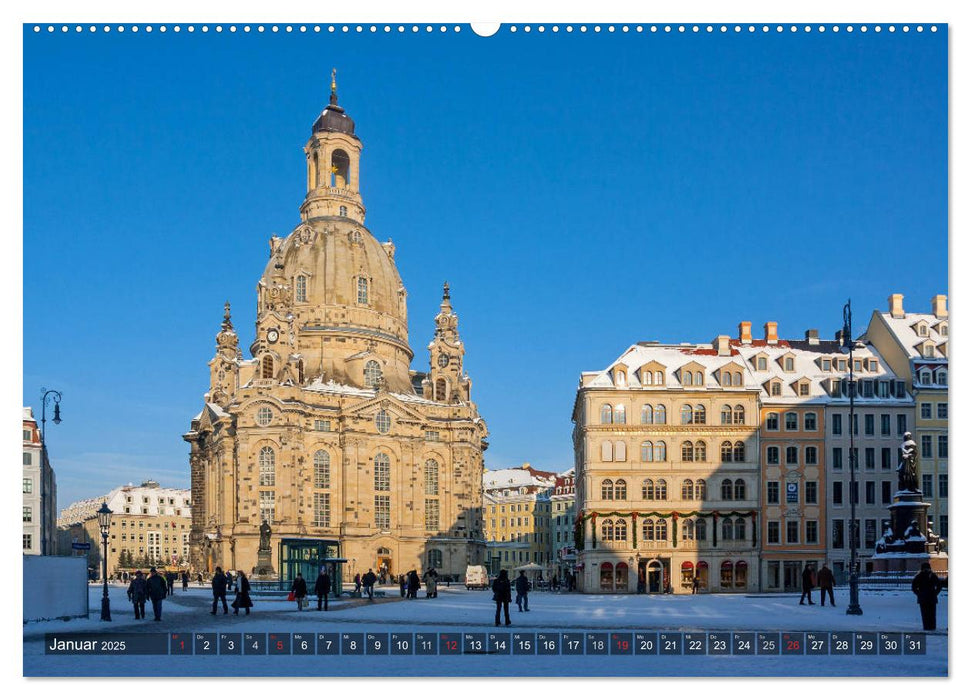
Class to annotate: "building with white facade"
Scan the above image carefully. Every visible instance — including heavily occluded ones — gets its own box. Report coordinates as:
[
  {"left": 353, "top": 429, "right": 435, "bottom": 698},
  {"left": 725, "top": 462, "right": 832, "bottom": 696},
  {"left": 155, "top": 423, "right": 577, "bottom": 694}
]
[{"left": 23, "top": 407, "right": 57, "bottom": 555}]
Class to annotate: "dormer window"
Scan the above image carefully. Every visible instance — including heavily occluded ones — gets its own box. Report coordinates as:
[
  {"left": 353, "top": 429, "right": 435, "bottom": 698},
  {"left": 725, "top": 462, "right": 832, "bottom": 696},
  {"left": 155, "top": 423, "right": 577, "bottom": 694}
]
[
  {"left": 937, "top": 369, "right": 947, "bottom": 386},
  {"left": 917, "top": 323, "right": 928, "bottom": 337},
  {"left": 757, "top": 357, "right": 767, "bottom": 371},
  {"left": 867, "top": 359, "right": 878, "bottom": 372},
  {"left": 798, "top": 382, "right": 810, "bottom": 397},
  {"left": 782, "top": 356, "right": 795, "bottom": 372},
  {"left": 770, "top": 382, "right": 782, "bottom": 396},
  {"left": 940, "top": 323, "right": 948, "bottom": 337},
  {"left": 655, "top": 371, "right": 664, "bottom": 385},
  {"left": 683, "top": 372, "right": 693, "bottom": 387},
  {"left": 821, "top": 358, "right": 832, "bottom": 371},
  {"left": 615, "top": 370, "right": 627, "bottom": 387},
  {"left": 920, "top": 370, "right": 932, "bottom": 385}
]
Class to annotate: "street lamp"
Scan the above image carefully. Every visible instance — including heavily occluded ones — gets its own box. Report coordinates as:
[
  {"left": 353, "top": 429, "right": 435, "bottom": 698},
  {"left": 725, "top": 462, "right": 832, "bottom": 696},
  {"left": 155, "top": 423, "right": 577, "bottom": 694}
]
[
  {"left": 97, "top": 501, "right": 113, "bottom": 621},
  {"left": 841, "top": 300, "right": 863, "bottom": 616},
  {"left": 39, "top": 388, "right": 63, "bottom": 555}
]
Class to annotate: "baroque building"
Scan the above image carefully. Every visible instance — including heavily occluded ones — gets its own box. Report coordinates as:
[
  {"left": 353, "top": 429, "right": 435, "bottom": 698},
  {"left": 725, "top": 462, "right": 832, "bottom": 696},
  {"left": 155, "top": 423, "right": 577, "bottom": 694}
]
[
  {"left": 184, "top": 78, "right": 488, "bottom": 583},
  {"left": 482, "top": 464, "right": 556, "bottom": 575}
]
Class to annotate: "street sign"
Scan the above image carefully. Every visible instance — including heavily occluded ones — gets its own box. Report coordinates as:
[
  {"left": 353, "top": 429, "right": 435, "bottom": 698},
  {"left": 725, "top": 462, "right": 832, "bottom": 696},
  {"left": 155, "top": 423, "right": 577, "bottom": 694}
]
[{"left": 71, "top": 542, "right": 92, "bottom": 551}]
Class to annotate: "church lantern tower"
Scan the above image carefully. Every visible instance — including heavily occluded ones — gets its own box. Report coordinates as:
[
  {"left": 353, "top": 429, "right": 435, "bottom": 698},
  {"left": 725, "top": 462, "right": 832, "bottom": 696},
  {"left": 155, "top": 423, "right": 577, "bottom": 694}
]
[{"left": 426, "top": 282, "right": 472, "bottom": 403}]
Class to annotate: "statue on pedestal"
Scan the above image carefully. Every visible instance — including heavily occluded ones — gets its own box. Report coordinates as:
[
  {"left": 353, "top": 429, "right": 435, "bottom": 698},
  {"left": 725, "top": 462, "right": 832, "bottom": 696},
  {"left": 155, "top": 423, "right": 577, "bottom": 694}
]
[
  {"left": 897, "top": 432, "right": 920, "bottom": 492},
  {"left": 259, "top": 519, "right": 272, "bottom": 552}
]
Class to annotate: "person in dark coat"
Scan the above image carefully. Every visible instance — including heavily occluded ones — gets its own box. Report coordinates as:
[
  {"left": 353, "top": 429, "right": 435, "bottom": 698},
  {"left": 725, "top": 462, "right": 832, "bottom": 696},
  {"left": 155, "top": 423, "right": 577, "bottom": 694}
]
[
  {"left": 146, "top": 567, "right": 167, "bottom": 621},
  {"left": 362, "top": 569, "right": 377, "bottom": 601},
  {"left": 799, "top": 564, "right": 816, "bottom": 605},
  {"left": 291, "top": 572, "right": 309, "bottom": 611},
  {"left": 165, "top": 572, "right": 175, "bottom": 595},
  {"left": 407, "top": 570, "right": 421, "bottom": 599},
  {"left": 515, "top": 572, "right": 530, "bottom": 612},
  {"left": 399, "top": 574, "right": 407, "bottom": 597},
  {"left": 817, "top": 564, "right": 836, "bottom": 607},
  {"left": 315, "top": 568, "right": 331, "bottom": 611},
  {"left": 912, "top": 563, "right": 944, "bottom": 631},
  {"left": 127, "top": 570, "right": 148, "bottom": 620},
  {"left": 181, "top": 571, "right": 189, "bottom": 592},
  {"left": 492, "top": 569, "right": 512, "bottom": 626},
  {"left": 211, "top": 566, "right": 229, "bottom": 614},
  {"left": 354, "top": 573, "right": 362, "bottom": 594},
  {"left": 226, "top": 571, "right": 234, "bottom": 592},
  {"left": 232, "top": 572, "right": 253, "bottom": 615}
]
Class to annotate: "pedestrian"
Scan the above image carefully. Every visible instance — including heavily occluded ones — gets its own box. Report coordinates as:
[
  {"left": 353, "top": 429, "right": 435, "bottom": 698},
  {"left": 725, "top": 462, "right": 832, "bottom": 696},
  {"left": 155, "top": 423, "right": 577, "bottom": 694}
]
[
  {"left": 492, "top": 569, "right": 512, "bottom": 627},
  {"left": 408, "top": 570, "right": 421, "bottom": 599},
  {"left": 911, "top": 563, "right": 944, "bottom": 631},
  {"left": 399, "top": 574, "right": 406, "bottom": 598},
  {"left": 799, "top": 564, "right": 816, "bottom": 605},
  {"left": 363, "top": 568, "right": 377, "bottom": 601},
  {"left": 232, "top": 572, "right": 253, "bottom": 615},
  {"left": 691, "top": 575, "right": 700, "bottom": 594},
  {"left": 211, "top": 566, "right": 229, "bottom": 615},
  {"left": 226, "top": 570, "right": 234, "bottom": 592},
  {"left": 197, "top": 572, "right": 203, "bottom": 585},
  {"left": 515, "top": 571, "right": 531, "bottom": 612},
  {"left": 127, "top": 570, "right": 148, "bottom": 620},
  {"left": 354, "top": 572, "right": 362, "bottom": 595},
  {"left": 291, "top": 572, "right": 309, "bottom": 611},
  {"left": 181, "top": 571, "right": 189, "bottom": 592},
  {"left": 551, "top": 574, "right": 559, "bottom": 592},
  {"left": 817, "top": 564, "right": 836, "bottom": 607},
  {"left": 315, "top": 567, "right": 331, "bottom": 611},
  {"left": 165, "top": 571, "right": 175, "bottom": 596},
  {"left": 424, "top": 569, "right": 438, "bottom": 599},
  {"left": 146, "top": 567, "right": 167, "bottom": 621}
]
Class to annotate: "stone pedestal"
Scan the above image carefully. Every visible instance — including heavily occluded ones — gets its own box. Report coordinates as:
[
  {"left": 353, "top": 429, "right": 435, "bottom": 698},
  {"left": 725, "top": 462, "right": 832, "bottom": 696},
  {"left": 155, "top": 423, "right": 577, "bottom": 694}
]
[
  {"left": 253, "top": 549, "right": 275, "bottom": 578},
  {"left": 871, "top": 489, "right": 948, "bottom": 575}
]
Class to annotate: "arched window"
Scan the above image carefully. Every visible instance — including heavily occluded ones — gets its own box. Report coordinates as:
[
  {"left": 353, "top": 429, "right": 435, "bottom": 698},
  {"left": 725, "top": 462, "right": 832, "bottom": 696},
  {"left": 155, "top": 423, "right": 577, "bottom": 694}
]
[
  {"left": 656, "top": 479, "right": 668, "bottom": 500},
  {"left": 733, "top": 372, "right": 742, "bottom": 386},
  {"left": 642, "top": 518, "right": 655, "bottom": 541},
  {"left": 614, "top": 479, "right": 627, "bottom": 500},
  {"left": 331, "top": 149, "right": 350, "bottom": 187},
  {"left": 721, "top": 371, "right": 732, "bottom": 386},
  {"left": 614, "top": 441, "right": 627, "bottom": 461},
  {"left": 733, "top": 404, "right": 745, "bottom": 424},
  {"left": 938, "top": 369, "right": 948, "bottom": 386},
  {"left": 424, "top": 459, "right": 439, "bottom": 495},
  {"left": 681, "top": 441, "right": 694, "bottom": 462},
  {"left": 600, "top": 405, "right": 613, "bottom": 424},
  {"left": 297, "top": 359, "right": 305, "bottom": 384},
  {"left": 920, "top": 370, "right": 931, "bottom": 384},
  {"left": 615, "top": 370, "right": 627, "bottom": 386},
  {"left": 734, "top": 479, "right": 746, "bottom": 500},
  {"left": 722, "top": 518, "right": 733, "bottom": 541},
  {"left": 427, "top": 549, "right": 443, "bottom": 569},
  {"left": 734, "top": 561, "right": 748, "bottom": 588},
  {"left": 296, "top": 275, "right": 307, "bottom": 302},
  {"left": 721, "top": 441, "right": 734, "bottom": 461},
  {"left": 357, "top": 277, "right": 369, "bottom": 305},
  {"left": 694, "top": 404, "right": 706, "bottom": 424},
  {"left": 683, "top": 519, "right": 695, "bottom": 540},
  {"left": 364, "top": 360, "right": 382, "bottom": 388},
  {"left": 643, "top": 370, "right": 653, "bottom": 386},
  {"left": 696, "top": 518, "right": 707, "bottom": 541},
  {"left": 262, "top": 355, "right": 274, "bottom": 379},
  {"left": 601, "top": 441, "right": 614, "bottom": 462},
  {"left": 655, "top": 441, "right": 667, "bottom": 462},
  {"left": 734, "top": 518, "right": 746, "bottom": 541},
  {"left": 615, "top": 561, "right": 629, "bottom": 589},
  {"left": 641, "top": 404, "right": 654, "bottom": 424},
  {"left": 656, "top": 518, "right": 668, "bottom": 541},
  {"left": 435, "top": 378, "right": 447, "bottom": 401},
  {"left": 313, "top": 450, "right": 330, "bottom": 489},
  {"left": 339, "top": 205, "right": 348, "bottom": 217},
  {"left": 682, "top": 479, "right": 694, "bottom": 500},
  {"left": 733, "top": 441, "right": 745, "bottom": 462},
  {"left": 683, "top": 372, "right": 693, "bottom": 387},
  {"left": 642, "top": 479, "right": 655, "bottom": 500},
  {"left": 600, "top": 562, "right": 614, "bottom": 591},
  {"left": 258, "top": 446, "right": 275, "bottom": 486},
  {"left": 681, "top": 404, "right": 694, "bottom": 424},
  {"left": 694, "top": 440, "right": 707, "bottom": 461},
  {"left": 721, "top": 479, "right": 733, "bottom": 500},
  {"left": 655, "top": 405, "right": 667, "bottom": 424},
  {"left": 601, "top": 479, "right": 614, "bottom": 500},
  {"left": 311, "top": 152, "right": 320, "bottom": 189},
  {"left": 721, "top": 405, "right": 733, "bottom": 425},
  {"left": 615, "top": 519, "right": 628, "bottom": 542},
  {"left": 373, "top": 453, "right": 391, "bottom": 491},
  {"left": 695, "top": 479, "right": 707, "bottom": 499},
  {"left": 641, "top": 441, "right": 654, "bottom": 462},
  {"left": 655, "top": 371, "right": 664, "bottom": 385},
  {"left": 601, "top": 519, "right": 615, "bottom": 541},
  {"left": 614, "top": 404, "right": 627, "bottom": 424}
]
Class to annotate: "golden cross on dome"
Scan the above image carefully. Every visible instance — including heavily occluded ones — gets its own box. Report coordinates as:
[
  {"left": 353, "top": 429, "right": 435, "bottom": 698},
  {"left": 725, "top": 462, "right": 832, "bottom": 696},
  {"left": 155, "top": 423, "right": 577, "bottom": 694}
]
[{"left": 331, "top": 68, "right": 337, "bottom": 93}]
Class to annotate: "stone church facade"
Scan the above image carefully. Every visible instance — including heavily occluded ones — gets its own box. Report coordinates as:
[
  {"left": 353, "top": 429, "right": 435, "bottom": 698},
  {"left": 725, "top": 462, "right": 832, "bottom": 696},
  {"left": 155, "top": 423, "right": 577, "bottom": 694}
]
[{"left": 184, "top": 79, "right": 488, "bottom": 582}]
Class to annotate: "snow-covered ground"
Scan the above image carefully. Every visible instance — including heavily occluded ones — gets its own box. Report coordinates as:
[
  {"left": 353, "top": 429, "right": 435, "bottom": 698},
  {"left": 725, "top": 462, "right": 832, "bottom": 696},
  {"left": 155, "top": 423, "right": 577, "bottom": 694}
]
[{"left": 23, "top": 583, "right": 947, "bottom": 677}]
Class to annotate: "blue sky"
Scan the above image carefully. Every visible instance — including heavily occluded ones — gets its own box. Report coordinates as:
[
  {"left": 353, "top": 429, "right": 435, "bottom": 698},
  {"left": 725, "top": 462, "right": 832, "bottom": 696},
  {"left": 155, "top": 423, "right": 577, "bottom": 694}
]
[{"left": 23, "top": 25, "right": 947, "bottom": 508}]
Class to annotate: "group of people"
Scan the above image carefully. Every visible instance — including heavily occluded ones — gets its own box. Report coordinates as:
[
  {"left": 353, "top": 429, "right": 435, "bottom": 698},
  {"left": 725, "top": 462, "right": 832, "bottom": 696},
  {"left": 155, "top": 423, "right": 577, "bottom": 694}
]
[
  {"left": 397, "top": 570, "right": 424, "bottom": 599},
  {"left": 799, "top": 563, "right": 837, "bottom": 606},
  {"left": 210, "top": 567, "right": 253, "bottom": 615},
  {"left": 125, "top": 567, "right": 170, "bottom": 621},
  {"left": 289, "top": 569, "right": 334, "bottom": 611},
  {"left": 491, "top": 570, "right": 534, "bottom": 626}
]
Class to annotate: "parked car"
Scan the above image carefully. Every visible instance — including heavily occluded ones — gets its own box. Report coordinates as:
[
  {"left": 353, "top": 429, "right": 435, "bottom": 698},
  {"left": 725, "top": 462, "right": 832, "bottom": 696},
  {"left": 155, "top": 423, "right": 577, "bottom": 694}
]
[{"left": 465, "top": 565, "right": 490, "bottom": 590}]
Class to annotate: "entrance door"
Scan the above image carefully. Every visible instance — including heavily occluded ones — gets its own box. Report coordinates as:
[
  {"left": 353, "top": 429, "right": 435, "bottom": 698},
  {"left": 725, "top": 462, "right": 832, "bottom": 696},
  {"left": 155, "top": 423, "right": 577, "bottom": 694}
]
[
  {"left": 783, "top": 561, "right": 802, "bottom": 592},
  {"left": 377, "top": 547, "right": 392, "bottom": 582},
  {"left": 647, "top": 561, "right": 663, "bottom": 593}
]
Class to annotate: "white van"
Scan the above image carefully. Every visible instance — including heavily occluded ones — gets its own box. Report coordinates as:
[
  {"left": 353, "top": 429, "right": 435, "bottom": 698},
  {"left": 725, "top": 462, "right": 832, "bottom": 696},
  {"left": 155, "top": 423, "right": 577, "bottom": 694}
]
[{"left": 465, "top": 565, "right": 490, "bottom": 590}]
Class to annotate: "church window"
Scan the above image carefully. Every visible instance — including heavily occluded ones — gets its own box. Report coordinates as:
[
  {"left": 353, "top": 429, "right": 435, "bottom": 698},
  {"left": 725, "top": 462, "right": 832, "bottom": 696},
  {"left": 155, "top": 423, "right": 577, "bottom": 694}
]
[
  {"left": 256, "top": 407, "right": 272, "bottom": 426},
  {"left": 312, "top": 493, "right": 330, "bottom": 527},
  {"left": 424, "top": 459, "right": 440, "bottom": 496},
  {"left": 339, "top": 206, "right": 348, "bottom": 217},
  {"left": 374, "top": 453, "right": 391, "bottom": 491},
  {"left": 262, "top": 356, "right": 274, "bottom": 379},
  {"left": 296, "top": 275, "right": 307, "bottom": 302},
  {"left": 313, "top": 450, "right": 330, "bottom": 489},
  {"left": 259, "top": 490, "right": 275, "bottom": 524},
  {"left": 374, "top": 495, "right": 390, "bottom": 529},
  {"left": 314, "top": 419, "right": 331, "bottom": 432},
  {"left": 331, "top": 149, "right": 350, "bottom": 187},
  {"left": 425, "top": 499, "right": 440, "bottom": 530},
  {"left": 364, "top": 360, "right": 382, "bottom": 388},
  {"left": 435, "top": 378, "right": 448, "bottom": 402},
  {"left": 374, "top": 409, "right": 391, "bottom": 434},
  {"left": 258, "top": 447, "right": 275, "bottom": 486},
  {"left": 357, "top": 277, "right": 369, "bottom": 305},
  {"left": 427, "top": 549, "right": 443, "bottom": 569}
]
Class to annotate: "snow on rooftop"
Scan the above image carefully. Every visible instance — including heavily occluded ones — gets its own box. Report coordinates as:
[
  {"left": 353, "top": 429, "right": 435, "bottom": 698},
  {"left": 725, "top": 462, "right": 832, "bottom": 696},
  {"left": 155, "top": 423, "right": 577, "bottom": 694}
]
[{"left": 878, "top": 312, "right": 949, "bottom": 361}]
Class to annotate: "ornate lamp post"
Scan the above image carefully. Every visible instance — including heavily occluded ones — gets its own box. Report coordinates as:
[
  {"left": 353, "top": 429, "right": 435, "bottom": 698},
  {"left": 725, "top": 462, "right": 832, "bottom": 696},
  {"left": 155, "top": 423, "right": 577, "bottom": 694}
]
[
  {"left": 97, "top": 502, "right": 113, "bottom": 621},
  {"left": 39, "top": 388, "right": 62, "bottom": 555},
  {"left": 841, "top": 301, "right": 863, "bottom": 616}
]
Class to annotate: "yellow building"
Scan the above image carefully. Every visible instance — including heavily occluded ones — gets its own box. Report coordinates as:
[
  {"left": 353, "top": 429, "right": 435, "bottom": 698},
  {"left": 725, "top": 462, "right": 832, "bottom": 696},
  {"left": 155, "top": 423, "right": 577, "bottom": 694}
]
[
  {"left": 573, "top": 338, "right": 761, "bottom": 594},
  {"left": 483, "top": 464, "right": 556, "bottom": 575},
  {"left": 184, "top": 79, "right": 489, "bottom": 582}
]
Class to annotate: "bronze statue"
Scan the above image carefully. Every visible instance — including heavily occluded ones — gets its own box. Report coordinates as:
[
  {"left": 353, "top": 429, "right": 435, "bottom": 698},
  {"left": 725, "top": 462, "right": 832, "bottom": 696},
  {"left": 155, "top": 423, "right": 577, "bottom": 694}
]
[
  {"left": 897, "top": 432, "right": 920, "bottom": 492},
  {"left": 259, "top": 519, "right": 272, "bottom": 552}
]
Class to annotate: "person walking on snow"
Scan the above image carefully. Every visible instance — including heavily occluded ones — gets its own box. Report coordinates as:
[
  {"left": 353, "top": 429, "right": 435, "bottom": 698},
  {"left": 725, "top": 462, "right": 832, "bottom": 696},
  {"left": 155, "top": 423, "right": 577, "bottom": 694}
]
[
  {"left": 291, "top": 572, "right": 309, "bottom": 611},
  {"left": 353, "top": 572, "right": 362, "bottom": 595},
  {"left": 181, "top": 571, "right": 189, "bottom": 592},
  {"left": 315, "top": 568, "right": 331, "bottom": 611},
  {"left": 399, "top": 574, "right": 407, "bottom": 598},
  {"left": 362, "top": 569, "right": 377, "bottom": 601},
  {"left": 515, "top": 571, "right": 531, "bottom": 612},
  {"left": 799, "top": 564, "right": 816, "bottom": 605},
  {"left": 210, "top": 566, "right": 229, "bottom": 614},
  {"left": 424, "top": 569, "right": 438, "bottom": 598},
  {"left": 231, "top": 571, "right": 253, "bottom": 615},
  {"left": 817, "top": 564, "right": 836, "bottom": 607},
  {"left": 407, "top": 570, "right": 421, "bottom": 599},
  {"left": 127, "top": 570, "right": 147, "bottom": 620},
  {"left": 493, "top": 569, "right": 512, "bottom": 626},
  {"left": 911, "top": 563, "right": 944, "bottom": 631},
  {"left": 146, "top": 567, "right": 167, "bottom": 621}
]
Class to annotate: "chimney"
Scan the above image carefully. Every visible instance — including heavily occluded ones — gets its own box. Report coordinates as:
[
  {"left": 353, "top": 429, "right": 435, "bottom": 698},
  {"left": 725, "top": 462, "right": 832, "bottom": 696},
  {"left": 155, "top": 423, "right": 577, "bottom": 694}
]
[
  {"left": 764, "top": 321, "right": 778, "bottom": 345},
  {"left": 738, "top": 321, "right": 752, "bottom": 345},
  {"left": 835, "top": 329, "right": 845, "bottom": 345},
  {"left": 713, "top": 335, "right": 731, "bottom": 357},
  {"left": 805, "top": 329, "right": 819, "bottom": 345},
  {"left": 888, "top": 293, "right": 905, "bottom": 319},
  {"left": 931, "top": 294, "right": 948, "bottom": 319}
]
